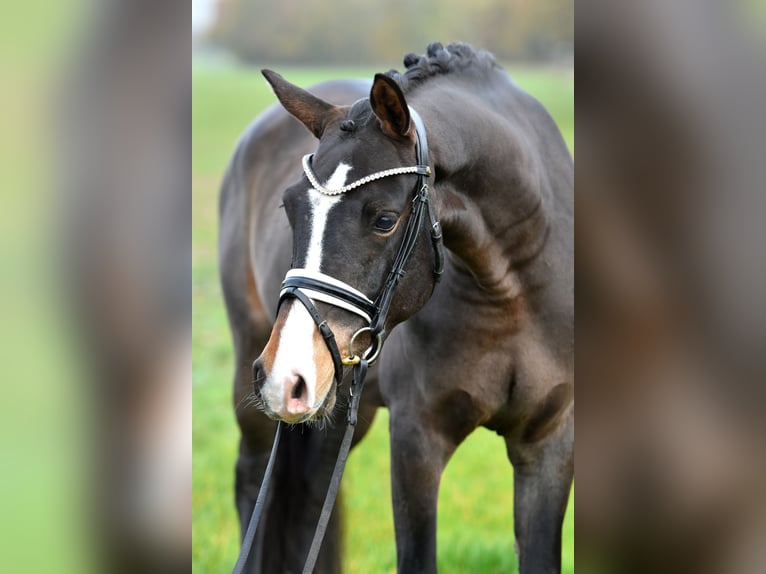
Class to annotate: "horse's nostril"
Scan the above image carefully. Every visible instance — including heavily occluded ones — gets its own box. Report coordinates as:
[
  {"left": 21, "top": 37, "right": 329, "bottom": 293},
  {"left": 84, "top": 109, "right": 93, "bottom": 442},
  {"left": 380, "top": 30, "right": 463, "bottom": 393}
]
[
  {"left": 291, "top": 376, "right": 307, "bottom": 400},
  {"left": 252, "top": 359, "right": 266, "bottom": 391}
]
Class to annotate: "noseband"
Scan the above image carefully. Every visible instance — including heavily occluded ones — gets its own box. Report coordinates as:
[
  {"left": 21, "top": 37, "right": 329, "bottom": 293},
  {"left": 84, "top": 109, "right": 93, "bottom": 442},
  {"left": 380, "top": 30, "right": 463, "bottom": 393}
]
[{"left": 278, "top": 106, "right": 444, "bottom": 384}]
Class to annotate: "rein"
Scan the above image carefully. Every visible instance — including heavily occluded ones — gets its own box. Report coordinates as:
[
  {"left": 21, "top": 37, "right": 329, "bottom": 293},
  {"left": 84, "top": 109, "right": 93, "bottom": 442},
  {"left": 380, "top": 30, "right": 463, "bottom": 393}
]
[{"left": 233, "top": 106, "right": 442, "bottom": 574}]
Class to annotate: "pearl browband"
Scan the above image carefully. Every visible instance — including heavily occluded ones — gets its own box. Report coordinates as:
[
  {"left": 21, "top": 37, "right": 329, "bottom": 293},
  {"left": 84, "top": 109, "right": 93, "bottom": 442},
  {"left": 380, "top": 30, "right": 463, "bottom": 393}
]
[{"left": 302, "top": 154, "right": 430, "bottom": 197}]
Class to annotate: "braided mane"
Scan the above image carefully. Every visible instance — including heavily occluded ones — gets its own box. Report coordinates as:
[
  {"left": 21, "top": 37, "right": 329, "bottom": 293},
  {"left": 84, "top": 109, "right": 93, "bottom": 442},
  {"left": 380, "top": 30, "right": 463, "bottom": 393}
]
[
  {"left": 343, "top": 42, "right": 501, "bottom": 129},
  {"left": 385, "top": 42, "right": 501, "bottom": 93}
]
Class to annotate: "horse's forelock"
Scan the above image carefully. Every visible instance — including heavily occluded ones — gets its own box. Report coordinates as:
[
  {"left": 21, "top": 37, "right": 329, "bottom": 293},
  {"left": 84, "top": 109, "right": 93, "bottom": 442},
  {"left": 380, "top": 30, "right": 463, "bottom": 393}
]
[{"left": 343, "top": 98, "right": 374, "bottom": 130}]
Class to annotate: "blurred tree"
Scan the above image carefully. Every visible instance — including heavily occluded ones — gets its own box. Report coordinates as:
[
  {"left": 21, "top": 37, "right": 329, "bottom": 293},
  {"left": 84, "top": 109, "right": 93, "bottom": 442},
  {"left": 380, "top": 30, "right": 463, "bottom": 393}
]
[{"left": 206, "top": 0, "right": 572, "bottom": 64}]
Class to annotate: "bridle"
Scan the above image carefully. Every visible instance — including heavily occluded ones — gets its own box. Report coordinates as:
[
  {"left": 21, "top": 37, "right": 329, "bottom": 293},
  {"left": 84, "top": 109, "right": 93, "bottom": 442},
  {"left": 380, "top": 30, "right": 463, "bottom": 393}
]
[
  {"left": 233, "top": 106, "right": 443, "bottom": 574},
  {"left": 280, "top": 106, "right": 443, "bottom": 380}
]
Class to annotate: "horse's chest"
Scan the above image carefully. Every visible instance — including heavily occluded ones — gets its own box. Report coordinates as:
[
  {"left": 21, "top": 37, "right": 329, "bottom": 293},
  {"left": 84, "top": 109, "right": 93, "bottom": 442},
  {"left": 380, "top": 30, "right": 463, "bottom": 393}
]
[{"left": 379, "top": 319, "right": 517, "bottom": 420}]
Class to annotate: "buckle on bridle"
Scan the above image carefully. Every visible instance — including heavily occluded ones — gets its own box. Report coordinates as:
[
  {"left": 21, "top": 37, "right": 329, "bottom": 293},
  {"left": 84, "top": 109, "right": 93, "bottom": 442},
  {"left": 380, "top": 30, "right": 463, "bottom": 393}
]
[{"left": 341, "top": 355, "right": 361, "bottom": 366}]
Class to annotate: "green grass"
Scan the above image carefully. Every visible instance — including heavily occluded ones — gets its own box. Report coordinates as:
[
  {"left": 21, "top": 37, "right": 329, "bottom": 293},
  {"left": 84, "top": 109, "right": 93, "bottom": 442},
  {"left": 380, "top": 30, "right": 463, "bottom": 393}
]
[{"left": 192, "top": 60, "right": 573, "bottom": 573}]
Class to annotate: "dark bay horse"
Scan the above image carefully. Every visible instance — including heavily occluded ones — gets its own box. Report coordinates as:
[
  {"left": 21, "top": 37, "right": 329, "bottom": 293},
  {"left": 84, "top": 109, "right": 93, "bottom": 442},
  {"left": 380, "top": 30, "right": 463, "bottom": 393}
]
[{"left": 219, "top": 42, "right": 573, "bottom": 573}]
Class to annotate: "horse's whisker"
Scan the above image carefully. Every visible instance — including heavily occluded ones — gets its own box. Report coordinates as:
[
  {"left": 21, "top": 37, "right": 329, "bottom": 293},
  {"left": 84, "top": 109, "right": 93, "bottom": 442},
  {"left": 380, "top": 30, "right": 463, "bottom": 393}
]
[{"left": 235, "top": 389, "right": 265, "bottom": 414}]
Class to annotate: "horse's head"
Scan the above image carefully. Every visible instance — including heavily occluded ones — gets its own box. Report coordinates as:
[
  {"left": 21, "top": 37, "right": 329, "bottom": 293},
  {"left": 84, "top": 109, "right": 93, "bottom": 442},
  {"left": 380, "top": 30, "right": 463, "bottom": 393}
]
[{"left": 252, "top": 70, "right": 442, "bottom": 423}]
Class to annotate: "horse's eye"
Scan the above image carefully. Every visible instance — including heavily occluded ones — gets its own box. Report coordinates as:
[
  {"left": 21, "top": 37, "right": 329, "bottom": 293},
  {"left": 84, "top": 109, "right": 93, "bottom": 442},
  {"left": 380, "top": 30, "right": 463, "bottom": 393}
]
[{"left": 373, "top": 213, "right": 398, "bottom": 233}]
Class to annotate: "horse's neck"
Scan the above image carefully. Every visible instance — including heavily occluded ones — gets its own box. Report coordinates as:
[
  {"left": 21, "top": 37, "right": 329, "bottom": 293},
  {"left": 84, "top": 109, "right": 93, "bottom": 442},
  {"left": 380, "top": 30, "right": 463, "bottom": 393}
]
[
  {"left": 437, "top": 179, "right": 551, "bottom": 300},
  {"left": 427, "top": 102, "right": 565, "bottom": 302}
]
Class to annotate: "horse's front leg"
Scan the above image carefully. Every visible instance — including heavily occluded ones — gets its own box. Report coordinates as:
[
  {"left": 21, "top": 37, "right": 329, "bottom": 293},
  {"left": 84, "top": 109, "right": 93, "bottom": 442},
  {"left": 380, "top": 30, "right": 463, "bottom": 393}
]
[
  {"left": 507, "top": 406, "right": 573, "bottom": 574},
  {"left": 389, "top": 406, "right": 459, "bottom": 574}
]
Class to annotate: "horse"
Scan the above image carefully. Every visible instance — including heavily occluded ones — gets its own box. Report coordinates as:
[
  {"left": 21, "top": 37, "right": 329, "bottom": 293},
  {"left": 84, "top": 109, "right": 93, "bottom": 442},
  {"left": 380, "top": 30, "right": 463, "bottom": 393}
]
[{"left": 219, "top": 42, "right": 573, "bottom": 574}]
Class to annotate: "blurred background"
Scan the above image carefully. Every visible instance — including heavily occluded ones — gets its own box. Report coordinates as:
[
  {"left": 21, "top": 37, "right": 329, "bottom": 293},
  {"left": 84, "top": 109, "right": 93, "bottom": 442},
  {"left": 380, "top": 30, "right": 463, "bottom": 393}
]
[
  {"left": 193, "top": 1, "right": 572, "bottom": 573},
  {"left": 0, "top": 0, "right": 762, "bottom": 573},
  {"left": 194, "top": 0, "right": 573, "bottom": 65},
  {"left": 576, "top": 2, "right": 766, "bottom": 573},
  {"left": 0, "top": 0, "right": 188, "bottom": 573}
]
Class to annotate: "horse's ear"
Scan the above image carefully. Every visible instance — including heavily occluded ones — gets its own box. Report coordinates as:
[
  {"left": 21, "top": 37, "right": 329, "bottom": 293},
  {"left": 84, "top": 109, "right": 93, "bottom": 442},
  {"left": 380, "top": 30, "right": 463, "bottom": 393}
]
[
  {"left": 262, "top": 69, "right": 338, "bottom": 138},
  {"left": 370, "top": 73, "right": 412, "bottom": 139}
]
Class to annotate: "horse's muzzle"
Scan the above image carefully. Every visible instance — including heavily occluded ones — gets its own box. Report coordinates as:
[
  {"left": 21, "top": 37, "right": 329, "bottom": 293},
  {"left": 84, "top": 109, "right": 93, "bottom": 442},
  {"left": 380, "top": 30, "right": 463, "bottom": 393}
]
[{"left": 252, "top": 357, "right": 336, "bottom": 423}]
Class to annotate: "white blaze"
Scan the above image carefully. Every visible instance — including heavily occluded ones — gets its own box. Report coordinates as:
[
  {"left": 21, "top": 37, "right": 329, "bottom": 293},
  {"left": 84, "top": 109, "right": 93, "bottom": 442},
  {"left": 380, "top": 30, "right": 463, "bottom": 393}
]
[
  {"left": 265, "top": 162, "right": 351, "bottom": 413},
  {"left": 304, "top": 163, "right": 351, "bottom": 271}
]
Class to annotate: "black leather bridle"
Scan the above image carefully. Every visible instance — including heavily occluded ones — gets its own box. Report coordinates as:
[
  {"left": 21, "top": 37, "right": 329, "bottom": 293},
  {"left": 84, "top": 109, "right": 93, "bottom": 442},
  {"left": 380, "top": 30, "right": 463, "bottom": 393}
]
[
  {"left": 233, "top": 106, "right": 443, "bottom": 574},
  {"left": 280, "top": 106, "right": 443, "bottom": 381}
]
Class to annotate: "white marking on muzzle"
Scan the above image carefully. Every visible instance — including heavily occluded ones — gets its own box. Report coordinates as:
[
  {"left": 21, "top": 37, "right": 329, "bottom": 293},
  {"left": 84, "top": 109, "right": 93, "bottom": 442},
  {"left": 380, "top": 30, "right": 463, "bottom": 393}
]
[{"left": 266, "top": 162, "right": 351, "bottom": 413}]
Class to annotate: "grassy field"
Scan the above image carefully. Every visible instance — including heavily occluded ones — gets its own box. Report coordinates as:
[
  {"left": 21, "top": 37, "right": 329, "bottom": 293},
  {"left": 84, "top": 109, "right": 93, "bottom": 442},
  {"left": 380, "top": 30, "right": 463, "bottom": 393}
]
[{"left": 193, "top": 61, "right": 573, "bottom": 573}]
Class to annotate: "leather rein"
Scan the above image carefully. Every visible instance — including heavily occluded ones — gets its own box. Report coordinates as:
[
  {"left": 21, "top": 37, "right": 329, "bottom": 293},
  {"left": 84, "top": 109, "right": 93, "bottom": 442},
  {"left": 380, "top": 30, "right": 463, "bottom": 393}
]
[{"left": 232, "top": 106, "right": 443, "bottom": 574}]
